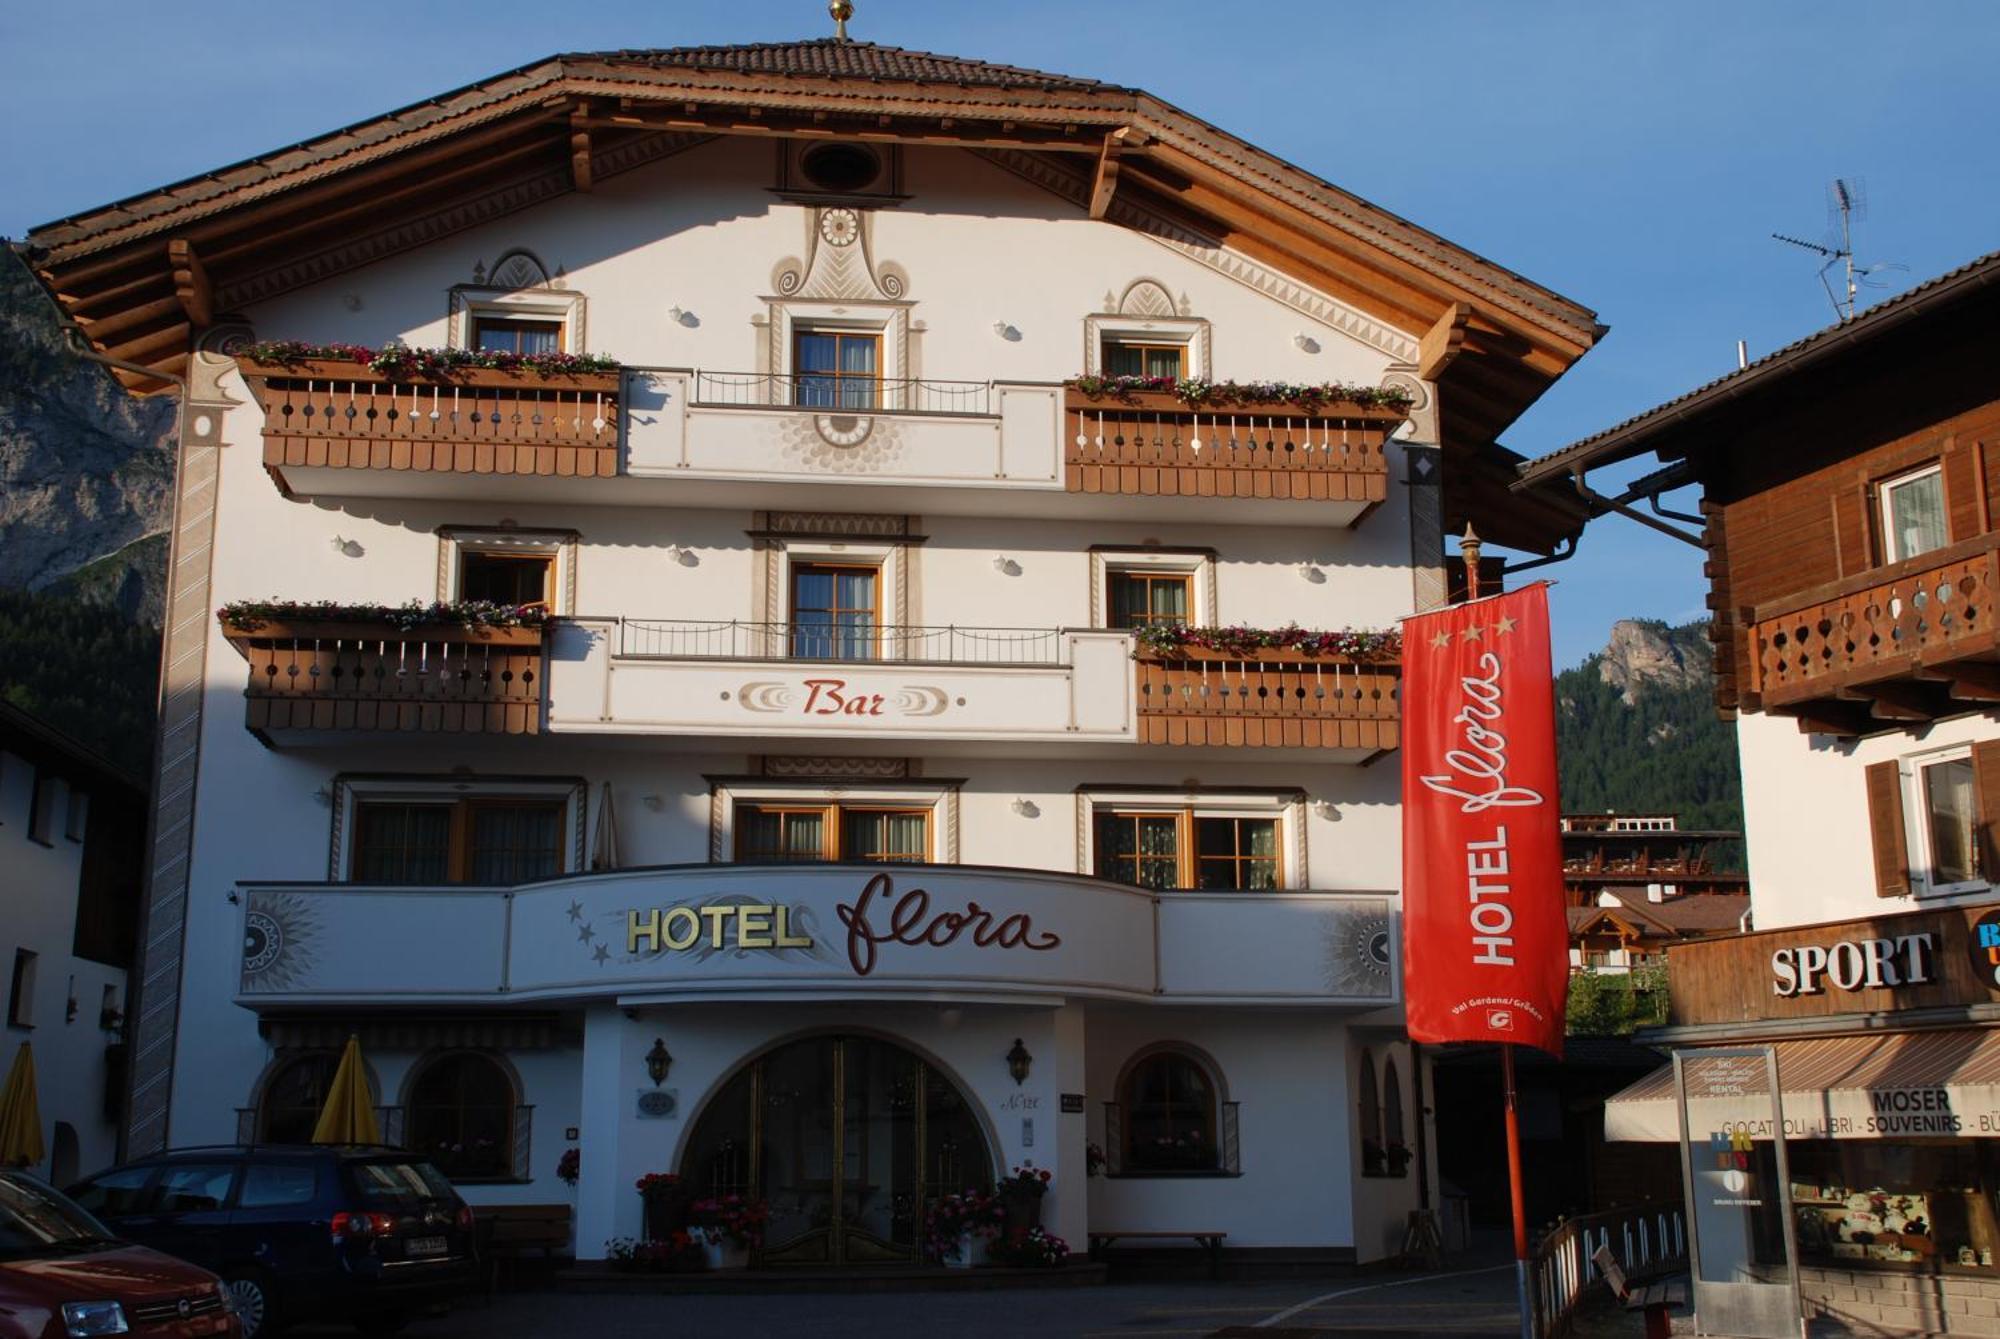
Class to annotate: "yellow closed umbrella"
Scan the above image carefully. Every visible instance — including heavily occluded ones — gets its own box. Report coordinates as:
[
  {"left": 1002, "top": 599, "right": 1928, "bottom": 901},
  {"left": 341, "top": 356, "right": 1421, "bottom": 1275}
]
[
  {"left": 0, "top": 1042, "right": 44, "bottom": 1169},
  {"left": 311, "top": 1035, "right": 380, "bottom": 1146}
]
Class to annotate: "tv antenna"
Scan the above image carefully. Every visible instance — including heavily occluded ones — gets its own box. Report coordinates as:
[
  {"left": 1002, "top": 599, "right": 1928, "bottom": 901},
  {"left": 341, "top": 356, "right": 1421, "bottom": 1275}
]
[{"left": 1771, "top": 178, "right": 1900, "bottom": 321}]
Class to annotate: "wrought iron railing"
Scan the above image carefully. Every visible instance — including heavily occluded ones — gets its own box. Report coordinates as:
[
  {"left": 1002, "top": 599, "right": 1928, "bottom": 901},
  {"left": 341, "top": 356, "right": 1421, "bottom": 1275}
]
[
  {"left": 1099, "top": 1100, "right": 1242, "bottom": 1175},
  {"left": 691, "top": 370, "right": 992, "bottom": 415},
  {"left": 1531, "top": 1202, "right": 1687, "bottom": 1339},
  {"left": 618, "top": 619, "right": 1068, "bottom": 665}
]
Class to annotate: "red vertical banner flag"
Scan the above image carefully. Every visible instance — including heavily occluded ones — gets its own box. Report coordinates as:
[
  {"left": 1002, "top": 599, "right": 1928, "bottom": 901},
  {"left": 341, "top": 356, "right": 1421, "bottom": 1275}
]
[{"left": 1401, "top": 582, "right": 1569, "bottom": 1056}]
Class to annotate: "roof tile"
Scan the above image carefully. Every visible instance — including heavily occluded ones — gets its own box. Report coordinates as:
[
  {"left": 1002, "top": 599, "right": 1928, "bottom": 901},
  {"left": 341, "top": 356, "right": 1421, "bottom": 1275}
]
[{"left": 578, "top": 39, "right": 1112, "bottom": 92}]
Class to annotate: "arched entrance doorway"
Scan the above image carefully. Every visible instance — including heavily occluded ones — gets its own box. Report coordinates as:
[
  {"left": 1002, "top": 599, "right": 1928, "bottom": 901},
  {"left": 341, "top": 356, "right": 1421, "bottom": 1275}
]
[{"left": 681, "top": 1034, "right": 993, "bottom": 1266}]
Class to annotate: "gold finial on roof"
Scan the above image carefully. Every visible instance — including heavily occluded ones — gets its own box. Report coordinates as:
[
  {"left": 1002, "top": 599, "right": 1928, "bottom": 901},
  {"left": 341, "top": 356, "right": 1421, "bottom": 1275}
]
[{"left": 829, "top": 0, "right": 854, "bottom": 42}]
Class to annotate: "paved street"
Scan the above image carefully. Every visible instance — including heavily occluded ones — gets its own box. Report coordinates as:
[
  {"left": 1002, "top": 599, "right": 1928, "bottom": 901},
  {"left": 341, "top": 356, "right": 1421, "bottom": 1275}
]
[{"left": 288, "top": 1263, "right": 1534, "bottom": 1339}]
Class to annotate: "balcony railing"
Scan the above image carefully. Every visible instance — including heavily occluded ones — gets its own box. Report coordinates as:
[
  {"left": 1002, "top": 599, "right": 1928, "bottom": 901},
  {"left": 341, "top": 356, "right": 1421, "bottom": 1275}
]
[
  {"left": 239, "top": 357, "right": 619, "bottom": 478},
  {"left": 1134, "top": 647, "right": 1400, "bottom": 750},
  {"left": 691, "top": 371, "right": 992, "bottom": 416},
  {"left": 618, "top": 619, "right": 1066, "bottom": 664},
  {"left": 1747, "top": 532, "right": 2000, "bottom": 729},
  {"left": 222, "top": 619, "right": 544, "bottom": 738},
  {"left": 1064, "top": 389, "right": 1399, "bottom": 504}
]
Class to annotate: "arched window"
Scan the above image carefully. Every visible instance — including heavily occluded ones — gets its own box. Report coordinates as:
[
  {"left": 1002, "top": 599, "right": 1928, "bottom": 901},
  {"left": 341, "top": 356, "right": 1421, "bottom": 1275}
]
[
  {"left": 257, "top": 1052, "right": 343, "bottom": 1145},
  {"left": 1121, "top": 1050, "right": 1219, "bottom": 1172},
  {"left": 406, "top": 1053, "right": 515, "bottom": 1181},
  {"left": 1383, "top": 1058, "right": 1408, "bottom": 1178},
  {"left": 1357, "top": 1048, "right": 1384, "bottom": 1176}
]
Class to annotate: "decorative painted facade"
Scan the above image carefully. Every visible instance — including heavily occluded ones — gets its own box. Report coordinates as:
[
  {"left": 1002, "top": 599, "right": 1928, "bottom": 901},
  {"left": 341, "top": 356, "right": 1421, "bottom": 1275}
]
[{"left": 19, "top": 35, "right": 1599, "bottom": 1269}]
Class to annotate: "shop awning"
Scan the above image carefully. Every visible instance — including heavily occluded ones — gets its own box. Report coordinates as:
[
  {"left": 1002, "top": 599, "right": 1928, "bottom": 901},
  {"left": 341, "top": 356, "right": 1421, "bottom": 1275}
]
[{"left": 1605, "top": 1030, "right": 2000, "bottom": 1142}]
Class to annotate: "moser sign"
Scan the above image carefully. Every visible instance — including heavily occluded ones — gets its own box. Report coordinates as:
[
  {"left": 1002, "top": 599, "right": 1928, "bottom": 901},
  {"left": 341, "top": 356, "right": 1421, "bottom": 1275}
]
[
  {"left": 234, "top": 865, "right": 1398, "bottom": 1006},
  {"left": 1668, "top": 906, "right": 2000, "bottom": 1027},
  {"left": 1400, "top": 583, "right": 1569, "bottom": 1055}
]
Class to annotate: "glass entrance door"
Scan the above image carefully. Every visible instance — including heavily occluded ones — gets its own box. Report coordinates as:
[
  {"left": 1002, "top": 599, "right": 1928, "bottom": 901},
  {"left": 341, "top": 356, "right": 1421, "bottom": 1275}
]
[{"left": 682, "top": 1034, "right": 991, "bottom": 1267}]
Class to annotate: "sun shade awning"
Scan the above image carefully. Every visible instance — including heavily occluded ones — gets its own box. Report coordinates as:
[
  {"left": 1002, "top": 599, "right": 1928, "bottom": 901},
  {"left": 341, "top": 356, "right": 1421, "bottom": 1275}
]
[{"left": 1605, "top": 1030, "right": 2000, "bottom": 1142}]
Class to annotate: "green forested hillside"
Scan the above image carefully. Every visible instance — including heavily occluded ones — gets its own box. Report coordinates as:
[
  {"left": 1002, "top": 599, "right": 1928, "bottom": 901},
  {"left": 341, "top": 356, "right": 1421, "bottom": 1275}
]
[
  {"left": 1556, "top": 619, "right": 1744, "bottom": 868},
  {"left": 0, "top": 587, "right": 158, "bottom": 775}
]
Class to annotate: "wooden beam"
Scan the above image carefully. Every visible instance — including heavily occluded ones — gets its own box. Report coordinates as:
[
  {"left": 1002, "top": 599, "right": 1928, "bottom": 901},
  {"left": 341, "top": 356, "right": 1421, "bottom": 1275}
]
[
  {"left": 577, "top": 110, "right": 1085, "bottom": 153},
  {"left": 1946, "top": 663, "right": 2000, "bottom": 702},
  {"left": 1838, "top": 680, "right": 1938, "bottom": 721},
  {"left": 570, "top": 106, "right": 594, "bottom": 193},
  {"left": 73, "top": 294, "right": 183, "bottom": 343},
  {"left": 167, "top": 239, "right": 211, "bottom": 327},
  {"left": 1089, "top": 127, "right": 1135, "bottom": 221},
  {"left": 1418, "top": 302, "right": 1471, "bottom": 380}
]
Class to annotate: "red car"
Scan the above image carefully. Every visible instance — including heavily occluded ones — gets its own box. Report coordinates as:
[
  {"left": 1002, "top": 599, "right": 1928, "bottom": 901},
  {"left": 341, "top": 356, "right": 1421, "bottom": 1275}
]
[{"left": 0, "top": 1169, "right": 238, "bottom": 1338}]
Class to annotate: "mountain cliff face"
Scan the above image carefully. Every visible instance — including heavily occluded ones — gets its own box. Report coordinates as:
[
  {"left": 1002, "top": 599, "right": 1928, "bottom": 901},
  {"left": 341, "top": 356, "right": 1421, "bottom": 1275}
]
[
  {"left": 1557, "top": 619, "right": 1744, "bottom": 868},
  {"left": 0, "top": 249, "right": 177, "bottom": 624}
]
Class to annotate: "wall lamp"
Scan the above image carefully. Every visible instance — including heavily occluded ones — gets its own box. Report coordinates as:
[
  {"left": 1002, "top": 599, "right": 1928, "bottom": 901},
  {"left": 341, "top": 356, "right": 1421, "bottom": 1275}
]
[
  {"left": 992, "top": 556, "right": 1021, "bottom": 576},
  {"left": 645, "top": 1037, "right": 674, "bottom": 1087},
  {"left": 1006, "top": 1038, "right": 1033, "bottom": 1086}
]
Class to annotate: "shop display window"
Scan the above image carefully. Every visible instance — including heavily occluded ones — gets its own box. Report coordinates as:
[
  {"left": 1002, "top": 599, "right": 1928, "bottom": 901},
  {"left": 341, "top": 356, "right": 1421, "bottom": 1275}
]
[{"left": 1789, "top": 1141, "right": 2000, "bottom": 1269}]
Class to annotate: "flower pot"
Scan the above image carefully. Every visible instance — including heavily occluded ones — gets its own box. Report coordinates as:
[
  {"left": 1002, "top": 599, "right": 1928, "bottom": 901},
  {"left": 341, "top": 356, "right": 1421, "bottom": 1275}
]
[
  {"left": 643, "top": 1190, "right": 691, "bottom": 1242},
  {"left": 998, "top": 1185, "right": 1045, "bottom": 1235},
  {"left": 692, "top": 1226, "right": 749, "bottom": 1271},
  {"left": 944, "top": 1231, "right": 990, "bottom": 1269}
]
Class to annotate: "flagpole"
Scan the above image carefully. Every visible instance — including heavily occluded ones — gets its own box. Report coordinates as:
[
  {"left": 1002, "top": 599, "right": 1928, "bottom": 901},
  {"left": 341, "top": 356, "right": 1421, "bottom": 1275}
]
[{"left": 1504, "top": 1043, "right": 1534, "bottom": 1339}]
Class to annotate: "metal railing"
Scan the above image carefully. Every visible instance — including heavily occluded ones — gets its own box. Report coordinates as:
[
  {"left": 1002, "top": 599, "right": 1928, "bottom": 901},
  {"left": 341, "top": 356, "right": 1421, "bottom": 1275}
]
[
  {"left": 691, "top": 370, "right": 993, "bottom": 416},
  {"left": 618, "top": 619, "right": 1069, "bottom": 665},
  {"left": 1531, "top": 1202, "right": 1687, "bottom": 1339}
]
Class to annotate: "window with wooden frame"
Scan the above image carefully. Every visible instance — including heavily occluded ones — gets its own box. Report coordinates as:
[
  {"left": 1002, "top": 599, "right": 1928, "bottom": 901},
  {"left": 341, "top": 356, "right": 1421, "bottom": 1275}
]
[
  {"left": 1877, "top": 463, "right": 1949, "bottom": 564},
  {"left": 27, "top": 772, "right": 59, "bottom": 846},
  {"left": 789, "top": 562, "right": 880, "bottom": 660},
  {"left": 1120, "top": 1050, "right": 1219, "bottom": 1173},
  {"left": 1107, "top": 570, "right": 1192, "bottom": 630},
  {"left": 350, "top": 797, "right": 565, "bottom": 884},
  {"left": 1093, "top": 809, "right": 1282, "bottom": 890},
  {"left": 406, "top": 1052, "right": 516, "bottom": 1182},
  {"left": 458, "top": 550, "right": 554, "bottom": 610},
  {"left": 734, "top": 803, "right": 930, "bottom": 863},
  {"left": 793, "top": 328, "right": 880, "bottom": 408},
  {"left": 471, "top": 316, "right": 564, "bottom": 355},
  {"left": 1100, "top": 339, "right": 1186, "bottom": 379},
  {"left": 1867, "top": 742, "right": 2000, "bottom": 898}
]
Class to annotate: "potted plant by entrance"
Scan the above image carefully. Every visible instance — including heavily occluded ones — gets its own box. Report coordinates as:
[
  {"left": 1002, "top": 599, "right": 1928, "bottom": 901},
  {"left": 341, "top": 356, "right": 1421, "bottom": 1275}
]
[
  {"left": 636, "top": 1172, "right": 693, "bottom": 1241},
  {"left": 687, "top": 1194, "right": 768, "bottom": 1270},
  {"left": 926, "top": 1191, "right": 1002, "bottom": 1268},
  {"left": 997, "top": 1165, "right": 1052, "bottom": 1236}
]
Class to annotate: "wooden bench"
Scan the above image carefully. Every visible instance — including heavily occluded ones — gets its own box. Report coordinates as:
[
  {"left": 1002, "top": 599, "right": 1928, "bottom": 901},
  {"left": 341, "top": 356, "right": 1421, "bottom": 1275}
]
[
  {"left": 1592, "top": 1243, "right": 1686, "bottom": 1339},
  {"left": 472, "top": 1204, "right": 573, "bottom": 1293},
  {"left": 1088, "top": 1230, "right": 1227, "bottom": 1279}
]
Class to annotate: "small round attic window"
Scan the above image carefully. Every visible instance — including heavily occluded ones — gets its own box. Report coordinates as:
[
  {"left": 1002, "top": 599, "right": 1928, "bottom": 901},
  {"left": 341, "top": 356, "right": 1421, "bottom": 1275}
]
[{"left": 800, "top": 143, "right": 880, "bottom": 194}]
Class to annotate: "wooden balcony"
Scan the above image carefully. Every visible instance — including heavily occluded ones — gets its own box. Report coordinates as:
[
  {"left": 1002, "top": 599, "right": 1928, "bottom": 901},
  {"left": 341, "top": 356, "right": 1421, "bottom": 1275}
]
[
  {"left": 241, "top": 358, "right": 619, "bottom": 483},
  {"left": 1747, "top": 532, "right": 2000, "bottom": 734},
  {"left": 1063, "top": 389, "right": 1399, "bottom": 513},
  {"left": 1133, "top": 646, "right": 1400, "bottom": 750},
  {"left": 221, "top": 619, "right": 545, "bottom": 741}
]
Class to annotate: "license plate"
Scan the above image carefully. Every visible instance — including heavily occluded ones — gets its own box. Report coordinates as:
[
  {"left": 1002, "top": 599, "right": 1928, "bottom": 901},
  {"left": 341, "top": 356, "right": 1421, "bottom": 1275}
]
[{"left": 405, "top": 1236, "right": 448, "bottom": 1258}]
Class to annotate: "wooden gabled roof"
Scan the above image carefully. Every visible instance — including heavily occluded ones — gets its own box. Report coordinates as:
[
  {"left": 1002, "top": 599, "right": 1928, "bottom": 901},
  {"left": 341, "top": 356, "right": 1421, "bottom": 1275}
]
[{"left": 17, "top": 38, "right": 1600, "bottom": 541}]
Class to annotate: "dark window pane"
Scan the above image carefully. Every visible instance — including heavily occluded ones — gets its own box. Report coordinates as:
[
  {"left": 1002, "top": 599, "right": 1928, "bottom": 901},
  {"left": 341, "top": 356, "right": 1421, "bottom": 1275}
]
[
  {"left": 469, "top": 804, "right": 562, "bottom": 884},
  {"left": 354, "top": 805, "right": 452, "bottom": 884},
  {"left": 408, "top": 1055, "right": 514, "bottom": 1181}
]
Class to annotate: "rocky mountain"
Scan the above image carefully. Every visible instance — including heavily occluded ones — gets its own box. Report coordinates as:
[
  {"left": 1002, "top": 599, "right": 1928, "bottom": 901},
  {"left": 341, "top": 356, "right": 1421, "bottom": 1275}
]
[
  {"left": 1557, "top": 619, "right": 1745, "bottom": 868},
  {"left": 0, "top": 248, "right": 177, "bottom": 624}
]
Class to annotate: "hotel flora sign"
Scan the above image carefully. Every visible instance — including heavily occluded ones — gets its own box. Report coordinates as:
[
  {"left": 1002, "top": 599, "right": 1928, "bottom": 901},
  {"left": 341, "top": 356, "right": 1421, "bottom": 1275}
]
[{"left": 1665, "top": 905, "right": 2000, "bottom": 1027}]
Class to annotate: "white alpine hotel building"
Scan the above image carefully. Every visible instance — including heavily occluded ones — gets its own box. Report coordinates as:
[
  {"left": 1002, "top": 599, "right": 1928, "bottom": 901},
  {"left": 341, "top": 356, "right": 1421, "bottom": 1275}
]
[{"left": 18, "top": 31, "right": 1600, "bottom": 1268}]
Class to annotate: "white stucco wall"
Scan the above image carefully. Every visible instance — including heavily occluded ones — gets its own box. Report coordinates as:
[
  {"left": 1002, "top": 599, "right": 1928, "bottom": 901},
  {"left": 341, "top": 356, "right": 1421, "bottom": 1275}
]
[
  {"left": 1738, "top": 709, "right": 2000, "bottom": 929},
  {"left": 0, "top": 752, "right": 127, "bottom": 1185}
]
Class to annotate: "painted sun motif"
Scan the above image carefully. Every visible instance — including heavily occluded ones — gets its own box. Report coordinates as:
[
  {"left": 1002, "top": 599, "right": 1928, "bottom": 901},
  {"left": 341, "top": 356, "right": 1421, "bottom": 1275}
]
[
  {"left": 241, "top": 891, "right": 322, "bottom": 993},
  {"left": 1322, "top": 899, "right": 1394, "bottom": 998}
]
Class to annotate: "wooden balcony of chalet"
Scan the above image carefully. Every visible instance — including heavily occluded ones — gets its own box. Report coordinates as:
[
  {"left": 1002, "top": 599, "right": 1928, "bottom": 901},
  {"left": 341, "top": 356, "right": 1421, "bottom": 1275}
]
[
  {"left": 240, "top": 357, "right": 619, "bottom": 483},
  {"left": 1133, "top": 646, "right": 1400, "bottom": 752},
  {"left": 1063, "top": 389, "right": 1399, "bottom": 510},
  {"left": 1746, "top": 531, "right": 2000, "bottom": 734},
  {"left": 220, "top": 617, "right": 545, "bottom": 743}
]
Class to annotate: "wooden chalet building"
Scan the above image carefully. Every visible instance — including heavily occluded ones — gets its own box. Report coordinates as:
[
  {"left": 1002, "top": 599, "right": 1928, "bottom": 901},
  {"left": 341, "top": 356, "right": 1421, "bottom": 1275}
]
[
  {"left": 1560, "top": 811, "right": 1748, "bottom": 905},
  {"left": 1525, "top": 250, "right": 2000, "bottom": 1332},
  {"left": 15, "top": 23, "right": 1601, "bottom": 1276}
]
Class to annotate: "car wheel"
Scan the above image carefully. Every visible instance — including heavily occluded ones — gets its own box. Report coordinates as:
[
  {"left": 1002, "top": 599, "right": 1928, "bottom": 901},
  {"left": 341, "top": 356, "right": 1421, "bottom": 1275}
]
[
  {"left": 352, "top": 1312, "right": 409, "bottom": 1336},
  {"left": 224, "top": 1271, "right": 278, "bottom": 1339}
]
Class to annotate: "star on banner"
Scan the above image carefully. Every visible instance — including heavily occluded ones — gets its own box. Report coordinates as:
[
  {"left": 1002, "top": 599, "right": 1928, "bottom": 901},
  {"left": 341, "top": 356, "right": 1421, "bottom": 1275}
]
[
  {"left": 592, "top": 943, "right": 611, "bottom": 965},
  {"left": 1461, "top": 624, "right": 1484, "bottom": 642},
  {"left": 565, "top": 900, "right": 584, "bottom": 923},
  {"left": 1494, "top": 615, "right": 1517, "bottom": 636},
  {"left": 1430, "top": 630, "right": 1453, "bottom": 649},
  {"left": 577, "top": 923, "right": 595, "bottom": 944}
]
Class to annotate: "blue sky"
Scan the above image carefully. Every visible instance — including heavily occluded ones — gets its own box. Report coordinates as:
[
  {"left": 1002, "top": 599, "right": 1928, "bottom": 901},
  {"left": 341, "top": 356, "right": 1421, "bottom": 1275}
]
[{"left": 5, "top": 0, "right": 1997, "bottom": 667}]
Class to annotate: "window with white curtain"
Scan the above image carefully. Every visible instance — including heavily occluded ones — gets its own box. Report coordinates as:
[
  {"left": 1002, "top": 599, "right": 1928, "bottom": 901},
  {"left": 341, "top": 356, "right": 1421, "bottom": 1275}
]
[{"left": 1880, "top": 464, "right": 1948, "bottom": 563}]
